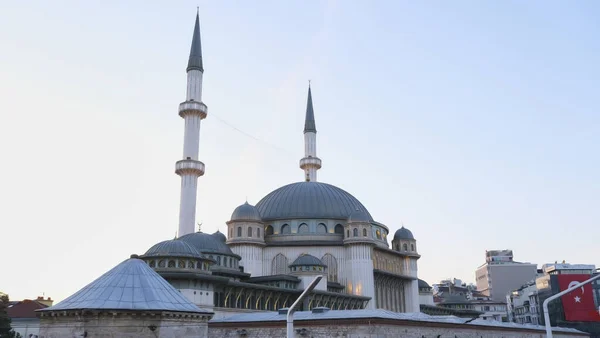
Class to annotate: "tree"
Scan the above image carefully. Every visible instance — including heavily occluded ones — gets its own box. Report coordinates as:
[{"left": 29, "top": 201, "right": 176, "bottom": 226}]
[{"left": 0, "top": 293, "right": 21, "bottom": 338}]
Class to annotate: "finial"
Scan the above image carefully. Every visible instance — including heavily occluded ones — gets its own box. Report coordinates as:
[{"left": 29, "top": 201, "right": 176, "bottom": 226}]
[
  {"left": 174, "top": 231, "right": 177, "bottom": 240},
  {"left": 197, "top": 222, "right": 202, "bottom": 232},
  {"left": 308, "top": 79, "right": 311, "bottom": 88},
  {"left": 197, "top": 6, "right": 199, "bottom": 15}
]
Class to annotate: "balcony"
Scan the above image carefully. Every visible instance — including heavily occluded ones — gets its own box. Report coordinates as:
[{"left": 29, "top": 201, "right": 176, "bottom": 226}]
[
  {"left": 299, "top": 156, "right": 322, "bottom": 169},
  {"left": 175, "top": 159, "right": 205, "bottom": 176},
  {"left": 179, "top": 100, "right": 207, "bottom": 118}
]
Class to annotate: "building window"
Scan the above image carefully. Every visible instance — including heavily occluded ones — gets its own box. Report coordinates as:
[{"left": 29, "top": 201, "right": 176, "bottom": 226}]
[
  {"left": 217, "top": 256, "right": 221, "bottom": 265},
  {"left": 248, "top": 227, "right": 253, "bottom": 237},
  {"left": 168, "top": 260, "right": 176, "bottom": 268},
  {"left": 237, "top": 227, "right": 242, "bottom": 237},
  {"left": 376, "top": 229, "right": 381, "bottom": 239},
  {"left": 281, "top": 224, "right": 291, "bottom": 234},
  {"left": 411, "top": 244, "right": 415, "bottom": 251},
  {"left": 272, "top": 253, "right": 288, "bottom": 275},
  {"left": 149, "top": 260, "right": 156, "bottom": 268},
  {"left": 257, "top": 227, "right": 261, "bottom": 237},
  {"left": 363, "top": 228, "right": 367, "bottom": 237},
  {"left": 353, "top": 228, "right": 358, "bottom": 237},
  {"left": 298, "top": 223, "right": 309, "bottom": 233},
  {"left": 334, "top": 224, "right": 344, "bottom": 234},
  {"left": 229, "top": 228, "right": 233, "bottom": 238},
  {"left": 403, "top": 243, "right": 408, "bottom": 251},
  {"left": 317, "top": 223, "right": 327, "bottom": 234},
  {"left": 266, "top": 225, "right": 274, "bottom": 235},
  {"left": 347, "top": 229, "right": 350, "bottom": 238}
]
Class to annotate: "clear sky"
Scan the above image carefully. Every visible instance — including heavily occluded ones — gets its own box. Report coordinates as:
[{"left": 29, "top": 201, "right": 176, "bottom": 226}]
[{"left": 1, "top": 0, "right": 598, "bottom": 302}]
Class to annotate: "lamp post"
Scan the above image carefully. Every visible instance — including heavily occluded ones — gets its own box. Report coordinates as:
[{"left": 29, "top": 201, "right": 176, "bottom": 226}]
[
  {"left": 543, "top": 273, "right": 600, "bottom": 338},
  {"left": 287, "top": 275, "right": 323, "bottom": 338}
]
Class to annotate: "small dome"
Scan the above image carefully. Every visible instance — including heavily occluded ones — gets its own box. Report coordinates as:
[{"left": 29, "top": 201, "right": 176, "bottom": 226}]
[
  {"left": 418, "top": 279, "right": 431, "bottom": 289},
  {"left": 394, "top": 226, "right": 414, "bottom": 240},
  {"left": 347, "top": 209, "right": 370, "bottom": 223},
  {"left": 289, "top": 254, "right": 326, "bottom": 267},
  {"left": 180, "top": 232, "right": 235, "bottom": 255},
  {"left": 143, "top": 239, "right": 202, "bottom": 258},
  {"left": 212, "top": 230, "right": 227, "bottom": 242},
  {"left": 230, "top": 202, "right": 262, "bottom": 222}
]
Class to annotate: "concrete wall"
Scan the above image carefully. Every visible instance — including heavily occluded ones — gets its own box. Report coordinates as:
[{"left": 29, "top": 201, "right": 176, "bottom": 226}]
[
  {"left": 208, "top": 322, "right": 587, "bottom": 338},
  {"left": 39, "top": 311, "right": 210, "bottom": 338}
]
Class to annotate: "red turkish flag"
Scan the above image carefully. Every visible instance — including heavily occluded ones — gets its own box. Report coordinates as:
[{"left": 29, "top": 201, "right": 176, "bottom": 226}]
[{"left": 557, "top": 274, "right": 600, "bottom": 322}]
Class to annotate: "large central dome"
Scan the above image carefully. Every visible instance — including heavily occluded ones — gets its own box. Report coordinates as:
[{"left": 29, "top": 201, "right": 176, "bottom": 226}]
[{"left": 256, "top": 182, "right": 373, "bottom": 221}]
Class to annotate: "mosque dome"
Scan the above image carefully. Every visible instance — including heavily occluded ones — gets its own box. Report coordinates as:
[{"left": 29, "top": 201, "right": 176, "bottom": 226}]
[
  {"left": 347, "top": 209, "right": 371, "bottom": 223},
  {"left": 393, "top": 226, "right": 414, "bottom": 241},
  {"left": 289, "top": 254, "right": 326, "bottom": 267},
  {"left": 179, "top": 232, "right": 236, "bottom": 256},
  {"left": 143, "top": 239, "right": 203, "bottom": 258},
  {"left": 256, "top": 182, "right": 372, "bottom": 221},
  {"left": 230, "top": 202, "right": 262, "bottom": 222},
  {"left": 212, "top": 230, "right": 227, "bottom": 243}
]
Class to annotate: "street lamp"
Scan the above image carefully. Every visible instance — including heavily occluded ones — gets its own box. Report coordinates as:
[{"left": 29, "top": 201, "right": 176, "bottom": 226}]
[
  {"left": 543, "top": 273, "right": 600, "bottom": 338},
  {"left": 287, "top": 275, "right": 323, "bottom": 338}
]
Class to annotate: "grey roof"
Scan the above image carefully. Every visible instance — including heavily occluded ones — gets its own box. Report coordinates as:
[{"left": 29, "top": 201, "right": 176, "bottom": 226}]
[
  {"left": 304, "top": 85, "right": 316, "bottom": 133},
  {"left": 39, "top": 258, "right": 211, "bottom": 313},
  {"left": 347, "top": 209, "right": 370, "bottom": 223},
  {"left": 187, "top": 12, "right": 203, "bottom": 72},
  {"left": 212, "top": 230, "right": 227, "bottom": 243},
  {"left": 142, "top": 239, "right": 203, "bottom": 258},
  {"left": 289, "top": 254, "right": 326, "bottom": 267},
  {"left": 393, "top": 226, "right": 414, "bottom": 240},
  {"left": 418, "top": 279, "right": 431, "bottom": 289},
  {"left": 179, "top": 231, "right": 236, "bottom": 256},
  {"left": 209, "top": 309, "right": 583, "bottom": 334},
  {"left": 230, "top": 202, "right": 262, "bottom": 222},
  {"left": 256, "top": 182, "right": 372, "bottom": 221}
]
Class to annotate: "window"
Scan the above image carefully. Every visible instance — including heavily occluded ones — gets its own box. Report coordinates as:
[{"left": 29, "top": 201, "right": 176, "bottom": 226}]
[
  {"left": 403, "top": 243, "right": 408, "bottom": 251},
  {"left": 281, "top": 224, "right": 291, "bottom": 234},
  {"left": 272, "top": 254, "right": 288, "bottom": 275},
  {"left": 317, "top": 223, "right": 327, "bottom": 234},
  {"left": 298, "top": 223, "right": 309, "bottom": 233},
  {"left": 376, "top": 230, "right": 381, "bottom": 239},
  {"left": 411, "top": 244, "right": 415, "bottom": 251},
  {"left": 168, "top": 260, "right": 176, "bottom": 268},
  {"left": 149, "top": 261, "right": 156, "bottom": 268},
  {"left": 334, "top": 224, "right": 344, "bottom": 234},
  {"left": 248, "top": 227, "right": 253, "bottom": 237},
  {"left": 229, "top": 228, "right": 233, "bottom": 238},
  {"left": 353, "top": 228, "right": 358, "bottom": 237},
  {"left": 257, "top": 227, "right": 261, "bottom": 238},
  {"left": 266, "top": 225, "right": 274, "bottom": 235},
  {"left": 347, "top": 230, "right": 350, "bottom": 238},
  {"left": 217, "top": 256, "right": 221, "bottom": 265},
  {"left": 363, "top": 228, "right": 367, "bottom": 237},
  {"left": 237, "top": 227, "right": 242, "bottom": 237},
  {"left": 322, "top": 254, "right": 338, "bottom": 282}
]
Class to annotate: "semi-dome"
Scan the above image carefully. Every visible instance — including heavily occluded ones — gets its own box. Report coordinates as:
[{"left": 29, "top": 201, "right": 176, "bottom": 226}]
[
  {"left": 347, "top": 209, "right": 371, "bottom": 223},
  {"left": 256, "top": 182, "right": 372, "bottom": 221},
  {"left": 212, "top": 230, "right": 227, "bottom": 243},
  {"left": 230, "top": 202, "right": 261, "bottom": 222},
  {"left": 289, "top": 254, "right": 326, "bottom": 267},
  {"left": 143, "top": 239, "right": 203, "bottom": 258},
  {"left": 179, "top": 232, "right": 236, "bottom": 256},
  {"left": 394, "top": 226, "right": 414, "bottom": 240}
]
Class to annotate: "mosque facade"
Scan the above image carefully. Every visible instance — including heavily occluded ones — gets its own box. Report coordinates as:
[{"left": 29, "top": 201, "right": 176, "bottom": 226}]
[{"left": 137, "top": 12, "right": 421, "bottom": 319}]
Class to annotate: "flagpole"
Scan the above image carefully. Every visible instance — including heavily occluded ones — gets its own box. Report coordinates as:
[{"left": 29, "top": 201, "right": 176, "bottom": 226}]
[{"left": 543, "top": 273, "right": 600, "bottom": 338}]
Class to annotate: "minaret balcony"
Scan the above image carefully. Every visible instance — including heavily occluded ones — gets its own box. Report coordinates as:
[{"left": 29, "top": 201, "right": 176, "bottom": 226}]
[
  {"left": 179, "top": 100, "right": 207, "bottom": 119},
  {"left": 300, "top": 156, "right": 322, "bottom": 169},
  {"left": 175, "top": 159, "right": 205, "bottom": 176}
]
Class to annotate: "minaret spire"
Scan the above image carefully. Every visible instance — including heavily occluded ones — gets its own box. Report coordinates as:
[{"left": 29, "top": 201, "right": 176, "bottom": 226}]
[
  {"left": 176, "top": 12, "right": 208, "bottom": 237},
  {"left": 299, "top": 83, "right": 322, "bottom": 182}
]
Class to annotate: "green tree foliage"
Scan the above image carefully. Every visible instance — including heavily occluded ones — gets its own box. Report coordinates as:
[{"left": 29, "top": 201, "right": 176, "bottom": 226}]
[{"left": 0, "top": 293, "right": 21, "bottom": 338}]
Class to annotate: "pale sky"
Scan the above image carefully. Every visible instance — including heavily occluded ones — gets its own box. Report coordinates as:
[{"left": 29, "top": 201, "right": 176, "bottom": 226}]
[{"left": 1, "top": 1, "right": 599, "bottom": 302}]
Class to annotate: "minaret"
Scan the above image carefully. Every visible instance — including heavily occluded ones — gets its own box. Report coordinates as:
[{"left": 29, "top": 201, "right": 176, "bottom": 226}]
[
  {"left": 299, "top": 84, "right": 322, "bottom": 182},
  {"left": 176, "top": 12, "right": 207, "bottom": 237}
]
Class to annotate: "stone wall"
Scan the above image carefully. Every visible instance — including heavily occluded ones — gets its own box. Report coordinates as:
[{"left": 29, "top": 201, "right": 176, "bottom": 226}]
[
  {"left": 38, "top": 311, "right": 210, "bottom": 338},
  {"left": 209, "top": 320, "right": 588, "bottom": 338}
]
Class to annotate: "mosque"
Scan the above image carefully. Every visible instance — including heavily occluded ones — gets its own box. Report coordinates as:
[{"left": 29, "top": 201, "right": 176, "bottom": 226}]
[{"left": 138, "top": 11, "right": 422, "bottom": 318}]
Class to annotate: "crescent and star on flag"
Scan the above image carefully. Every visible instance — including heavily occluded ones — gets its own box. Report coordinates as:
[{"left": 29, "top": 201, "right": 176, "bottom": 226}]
[{"left": 567, "top": 280, "right": 585, "bottom": 303}]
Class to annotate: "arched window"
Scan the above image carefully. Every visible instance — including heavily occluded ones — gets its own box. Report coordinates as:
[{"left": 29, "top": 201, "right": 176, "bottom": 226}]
[
  {"left": 281, "top": 224, "right": 291, "bottom": 234},
  {"left": 248, "top": 227, "right": 253, "bottom": 237},
  {"left": 298, "top": 223, "right": 309, "bottom": 233},
  {"left": 217, "top": 256, "right": 221, "bottom": 265},
  {"left": 403, "top": 243, "right": 408, "bottom": 251},
  {"left": 317, "top": 223, "right": 327, "bottom": 234},
  {"left": 168, "top": 260, "right": 176, "bottom": 268},
  {"left": 322, "top": 254, "right": 337, "bottom": 282},
  {"left": 353, "top": 228, "right": 358, "bottom": 237},
  {"left": 149, "top": 260, "right": 156, "bottom": 268},
  {"left": 257, "top": 228, "right": 261, "bottom": 238},
  {"left": 266, "top": 225, "right": 274, "bottom": 235},
  {"left": 178, "top": 259, "right": 186, "bottom": 268},
  {"left": 158, "top": 260, "right": 165, "bottom": 268},
  {"left": 237, "top": 227, "right": 242, "bottom": 237},
  {"left": 347, "top": 229, "right": 350, "bottom": 238},
  {"left": 271, "top": 253, "right": 288, "bottom": 275},
  {"left": 363, "top": 228, "right": 367, "bottom": 237},
  {"left": 188, "top": 261, "right": 195, "bottom": 269},
  {"left": 395, "top": 244, "right": 399, "bottom": 251},
  {"left": 411, "top": 244, "right": 415, "bottom": 251},
  {"left": 334, "top": 224, "right": 344, "bottom": 234},
  {"left": 376, "top": 230, "right": 381, "bottom": 239}
]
